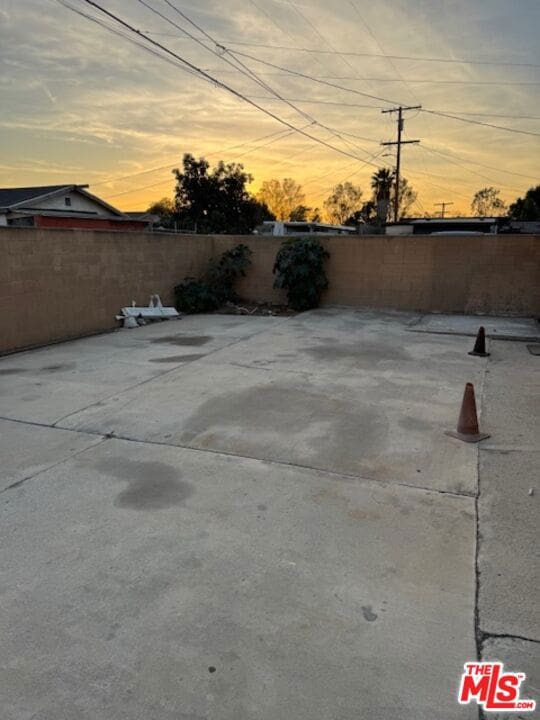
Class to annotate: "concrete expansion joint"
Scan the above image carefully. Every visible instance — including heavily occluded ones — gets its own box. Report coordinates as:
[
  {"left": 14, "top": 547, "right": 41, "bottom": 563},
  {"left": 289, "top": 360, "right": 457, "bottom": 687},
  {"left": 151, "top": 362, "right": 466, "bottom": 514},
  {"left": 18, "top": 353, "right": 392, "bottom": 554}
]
[
  {"left": 2, "top": 414, "right": 479, "bottom": 501},
  {"left": 1, "top": 475, "right": 34, "bottom": 493},
  {"left": 473, "top": 357, "right": 490, "bottom": 661},
  {"left": 0, "top": 414, "right": 111, "bottom": 442},
  {"left": 47, "top": 319, "right": 292, "bottom": 429},
  {"left": 0, "top": 414, "right": 57, "bottom": 431},
  {"left": 395, "top": 481, "right": 475, "bottom": 499},
  {"left": 0, "top": 435, "right": 108, "bottom": 494},
  {"left": 480, "top": 446, "right": 540, "bottom": 453},
  {"left": 74, "top": 429, "right": 479, "bottom": 499},
  {"left": 474, "top": 449, "right": 482, "bottom": 661}
]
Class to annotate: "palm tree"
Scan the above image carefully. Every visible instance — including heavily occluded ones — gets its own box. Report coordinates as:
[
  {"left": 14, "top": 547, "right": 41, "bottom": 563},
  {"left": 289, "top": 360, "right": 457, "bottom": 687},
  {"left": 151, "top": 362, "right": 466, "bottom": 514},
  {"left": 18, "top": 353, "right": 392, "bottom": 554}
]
[{"left": 371, "top": 168, "right": 394, "bottom": 223}]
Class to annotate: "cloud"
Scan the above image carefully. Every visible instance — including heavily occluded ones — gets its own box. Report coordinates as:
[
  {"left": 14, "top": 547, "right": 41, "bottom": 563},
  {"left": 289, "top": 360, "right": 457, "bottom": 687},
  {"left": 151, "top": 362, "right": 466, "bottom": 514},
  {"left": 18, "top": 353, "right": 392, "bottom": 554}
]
[{"left": 0, "top": 0, "right": 538, "bottom": 210}]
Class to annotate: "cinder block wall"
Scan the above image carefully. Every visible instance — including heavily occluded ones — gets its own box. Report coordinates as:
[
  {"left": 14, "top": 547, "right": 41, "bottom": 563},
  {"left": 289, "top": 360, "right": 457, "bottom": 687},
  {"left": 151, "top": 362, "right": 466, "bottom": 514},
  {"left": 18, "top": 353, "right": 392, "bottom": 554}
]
[{"left": 1, "top": 228, "right": 538, "bottom": 354}]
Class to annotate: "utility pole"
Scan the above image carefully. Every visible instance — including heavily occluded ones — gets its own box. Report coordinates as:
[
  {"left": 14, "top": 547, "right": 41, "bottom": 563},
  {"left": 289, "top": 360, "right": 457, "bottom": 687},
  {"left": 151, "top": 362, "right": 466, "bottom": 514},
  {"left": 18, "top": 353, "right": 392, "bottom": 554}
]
[
  {"left": 381, "top": 105, "right": 421, "bottom": 223},
  {"left": 434, "top": 201, "right": 454, "bottom": 219}
]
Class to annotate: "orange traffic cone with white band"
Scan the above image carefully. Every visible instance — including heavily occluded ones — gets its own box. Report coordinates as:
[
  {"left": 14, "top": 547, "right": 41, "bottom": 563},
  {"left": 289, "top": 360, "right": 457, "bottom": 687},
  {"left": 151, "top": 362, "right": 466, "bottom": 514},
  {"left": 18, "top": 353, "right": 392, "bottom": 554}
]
[{"left": 445, "top": 382, "right": 490, "bottom": 443}]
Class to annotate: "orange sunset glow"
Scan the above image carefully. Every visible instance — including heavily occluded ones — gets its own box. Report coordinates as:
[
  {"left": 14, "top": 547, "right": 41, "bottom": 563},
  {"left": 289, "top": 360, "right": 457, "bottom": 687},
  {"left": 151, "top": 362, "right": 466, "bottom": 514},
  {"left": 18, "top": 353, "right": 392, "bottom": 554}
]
[{"left": 1, "top": 0, "right": 538, "bottom": 217}]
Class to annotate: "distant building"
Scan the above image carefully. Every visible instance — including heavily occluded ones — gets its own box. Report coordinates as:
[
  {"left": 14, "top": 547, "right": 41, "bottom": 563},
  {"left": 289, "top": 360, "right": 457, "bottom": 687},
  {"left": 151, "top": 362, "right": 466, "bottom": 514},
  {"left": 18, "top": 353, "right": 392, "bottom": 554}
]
[
  {"left": 124, "top": 211, "right": 160, "bottom": 227},
  {"left": 254, "top": 220, "right": 358, "bottom": 236},
  {"left": 386, "top": 217, "right": 500, "bottom": 235},
  {"left": 0, "top": 185, "right": 151, "bottom": 231}
]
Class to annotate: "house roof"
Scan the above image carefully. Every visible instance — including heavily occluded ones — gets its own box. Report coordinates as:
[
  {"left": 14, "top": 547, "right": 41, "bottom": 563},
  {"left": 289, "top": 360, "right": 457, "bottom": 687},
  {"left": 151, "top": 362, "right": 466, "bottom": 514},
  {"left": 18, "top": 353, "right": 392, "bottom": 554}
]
[
  {"left": 0, "top": 186, "right": 79, "bottom": 208},
  {"left": 0, "top": 184, "right": 126, "bottom": 217},
  {"left": 124, "top": 211, "right": 160, "bottom": 222}
]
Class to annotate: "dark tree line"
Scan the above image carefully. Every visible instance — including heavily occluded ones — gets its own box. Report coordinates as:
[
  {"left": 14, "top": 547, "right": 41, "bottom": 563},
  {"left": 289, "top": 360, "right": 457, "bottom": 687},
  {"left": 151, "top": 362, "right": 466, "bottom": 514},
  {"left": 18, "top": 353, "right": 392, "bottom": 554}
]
[
  {"left": 149, "top": 154, "right": 273, "bottom": 234},
  {"left": 148, "top": 153, "right": 539, "bottom": 232}
]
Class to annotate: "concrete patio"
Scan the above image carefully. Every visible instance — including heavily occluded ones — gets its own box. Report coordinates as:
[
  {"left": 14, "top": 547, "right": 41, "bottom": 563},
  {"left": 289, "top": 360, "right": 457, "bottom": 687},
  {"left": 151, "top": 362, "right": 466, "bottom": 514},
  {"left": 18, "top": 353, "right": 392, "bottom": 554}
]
[{"left": 1, "top": 308, "right": 538, "bottom": 719}]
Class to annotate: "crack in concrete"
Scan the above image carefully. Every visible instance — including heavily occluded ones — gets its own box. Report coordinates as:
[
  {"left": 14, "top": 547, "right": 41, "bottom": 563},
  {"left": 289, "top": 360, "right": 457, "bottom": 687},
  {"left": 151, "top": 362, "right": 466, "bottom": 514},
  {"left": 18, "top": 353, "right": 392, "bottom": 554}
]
[
  {"left": 395, "top": 481, "right": 475, "bottom": 498},
  {"left": 0, "top": 437, "right": 108, "bottom": 495},
  {"left": 474, "top": 357, "right": 490, "bottom": 665},
  {"left": 480, "top": 631, "right": 540, "bottom": 646},
  {"left": 0, "top": 413, "right": 476, "bottom": 503},
  {"left": 49, "top": 317, "right": 292, "bottom": 428}
]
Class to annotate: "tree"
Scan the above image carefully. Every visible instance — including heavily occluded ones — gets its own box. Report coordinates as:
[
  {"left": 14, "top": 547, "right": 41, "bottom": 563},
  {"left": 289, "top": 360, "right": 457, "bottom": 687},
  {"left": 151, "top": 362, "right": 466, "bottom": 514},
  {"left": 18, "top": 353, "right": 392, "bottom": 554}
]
[
  {"left": 471, "top": 187, "right": 507, "bottom": 217},
  {"left": 371, "top": 168, "right": 394, "bottom": 223},
  {"left": 508, "top": 185, "right": 540, "bottom": 220},
  {"left": 172, "top": 154, "right": 273, "bottom": 234},
  {"left": 147, "top": 197, "right": 175, "bottom": 228},
  {"left": 323, "top": 182, "right": 363, "bottom": 225},
  {"left": 394, "top": 177, "right": 417, "bottom": 219},
  {"left": 257, "top": 178, "right": 305, "bottom": 221},
  {"left": 360, "top": 200, "right": 377, "bottom": 223},
  {"left": 290, "top": 204, "right": 310, "bottom": 221}
]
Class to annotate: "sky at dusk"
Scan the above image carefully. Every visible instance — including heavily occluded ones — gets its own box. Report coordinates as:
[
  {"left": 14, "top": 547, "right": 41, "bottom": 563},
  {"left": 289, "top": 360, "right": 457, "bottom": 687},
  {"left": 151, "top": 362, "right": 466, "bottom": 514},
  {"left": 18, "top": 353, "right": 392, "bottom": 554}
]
[{"left": 1, "top": 0, "right": 539, "bottom": 216}]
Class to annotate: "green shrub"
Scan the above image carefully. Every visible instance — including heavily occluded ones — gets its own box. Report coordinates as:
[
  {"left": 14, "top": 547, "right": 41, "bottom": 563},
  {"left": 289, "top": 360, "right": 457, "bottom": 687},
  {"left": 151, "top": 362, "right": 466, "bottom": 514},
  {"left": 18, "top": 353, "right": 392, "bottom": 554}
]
[
  {"left": 206, "top": 243, "right": 253, "bottom": 304},
  {"left": 272, "top": 237, "right": 330, "bottom": 311},
  {"left": 173, "top": 277, "right": 220, "bottom": 314},
  {"left": 174, "top": 244, "right": 253, "bottom": 313}
]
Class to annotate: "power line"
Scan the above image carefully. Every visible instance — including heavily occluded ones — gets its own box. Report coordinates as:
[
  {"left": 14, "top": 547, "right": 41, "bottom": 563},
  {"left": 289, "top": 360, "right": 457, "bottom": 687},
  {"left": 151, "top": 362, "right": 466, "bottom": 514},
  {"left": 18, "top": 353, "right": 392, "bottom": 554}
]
[
  {"left": 404, "top": 169, "right": 472, "bottom": 202},
  {"left": 91, "top": 128, "right": 294, "bottom": 188},
  {"left": 54, "top": 0, "right": 538, "bottom": 207},
  {"left": 348, "top": 0, "right": 422, "bottom": 107},
  {"left": 307, "top": 150, "right": 386, "bottom": 200},
  {"left": 137, "top": 0, "right": 316, "bottom": 125},
  {"left": 139, "top": 0, "right": 382, "bottom": 163},
  {"left": 101, "top": 127, "right": 304, "bottom": 199},
  {"left": 417, "top": 144, "right": 524, "bottom": 193},
  {"left": 245, "top": 0, "right": 333, "bottom": 79},
  {"left": 144, "top": 32, "right": 540, "bottom": 68},
  {"left": 425, "top": 111, "right": 540, "bottom": 120},
  {"left": 62, "top": 0, "right": 384, "bottom": 168},
  {"left": 420, "top": 143, "right": 538, "bottom": 181},
  {"left": 421, "top": 108, "right": 540, "bottom": 137},
  {"left": 285, "top": 0, "right": 376, "bottom": 94},
  {"left": 233, "top": 49, "right": 404, "bottom": 107},
  {"left": 232, "top": 50, "right": 540, "bottom": 138},
  {"left": 201, "top": 67, "right": 540, "bottom": 86},
  {"left": 245, "top": 95, "right": 381, "bottom": 111},
  {"left": 55, "top": 0, "right": 216, "bottom": 86}
]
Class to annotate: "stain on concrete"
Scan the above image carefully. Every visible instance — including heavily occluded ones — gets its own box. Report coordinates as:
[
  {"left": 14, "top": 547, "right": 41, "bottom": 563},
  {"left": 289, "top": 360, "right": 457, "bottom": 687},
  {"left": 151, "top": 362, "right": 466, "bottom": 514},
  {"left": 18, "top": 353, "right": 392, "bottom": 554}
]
[
  {"left": 257, "top": 504, "right": 267, "bottom": 511},
  {"left": 150, "top": 335, "right": 212, "bottom": 346},
  {"left": 41, "top": 362, "right": 77, "bottom": 372},
  {"left": 177, "top": 384, "right": 388, "bottom": 468},
  {"left": 306, "top": 342, "right": 411, "bottom": 366},
  {"left": 0, "top": 368, "right": 27, "bottom": 375},
  {"left": 398, "top": 416, "right": 432, "bottom": 432},
  {"left": 106, "top": 622, "right": 120, "bottom": 640},
  {"left": 361, "top": 605, "right": 378, "bottom": 622},
  {"left": 149, "top": 354, "right": 206, "bottom": 363},
  {"left": 311, "top": 487, "right": 340, "bottom": 504},
  {"left": 96, "top": 457, "right": 193, "bottom": 510}
]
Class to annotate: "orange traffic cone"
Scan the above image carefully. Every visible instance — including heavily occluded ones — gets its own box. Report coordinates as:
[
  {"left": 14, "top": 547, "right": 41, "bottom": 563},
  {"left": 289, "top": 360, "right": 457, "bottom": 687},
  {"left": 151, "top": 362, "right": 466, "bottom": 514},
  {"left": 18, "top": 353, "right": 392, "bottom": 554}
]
[
  {"left": 445, "top": 382, "right": 490, "bottom": 443},
  {"left": 468, "top": 326, "right": 490, "bottom": 357}
]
